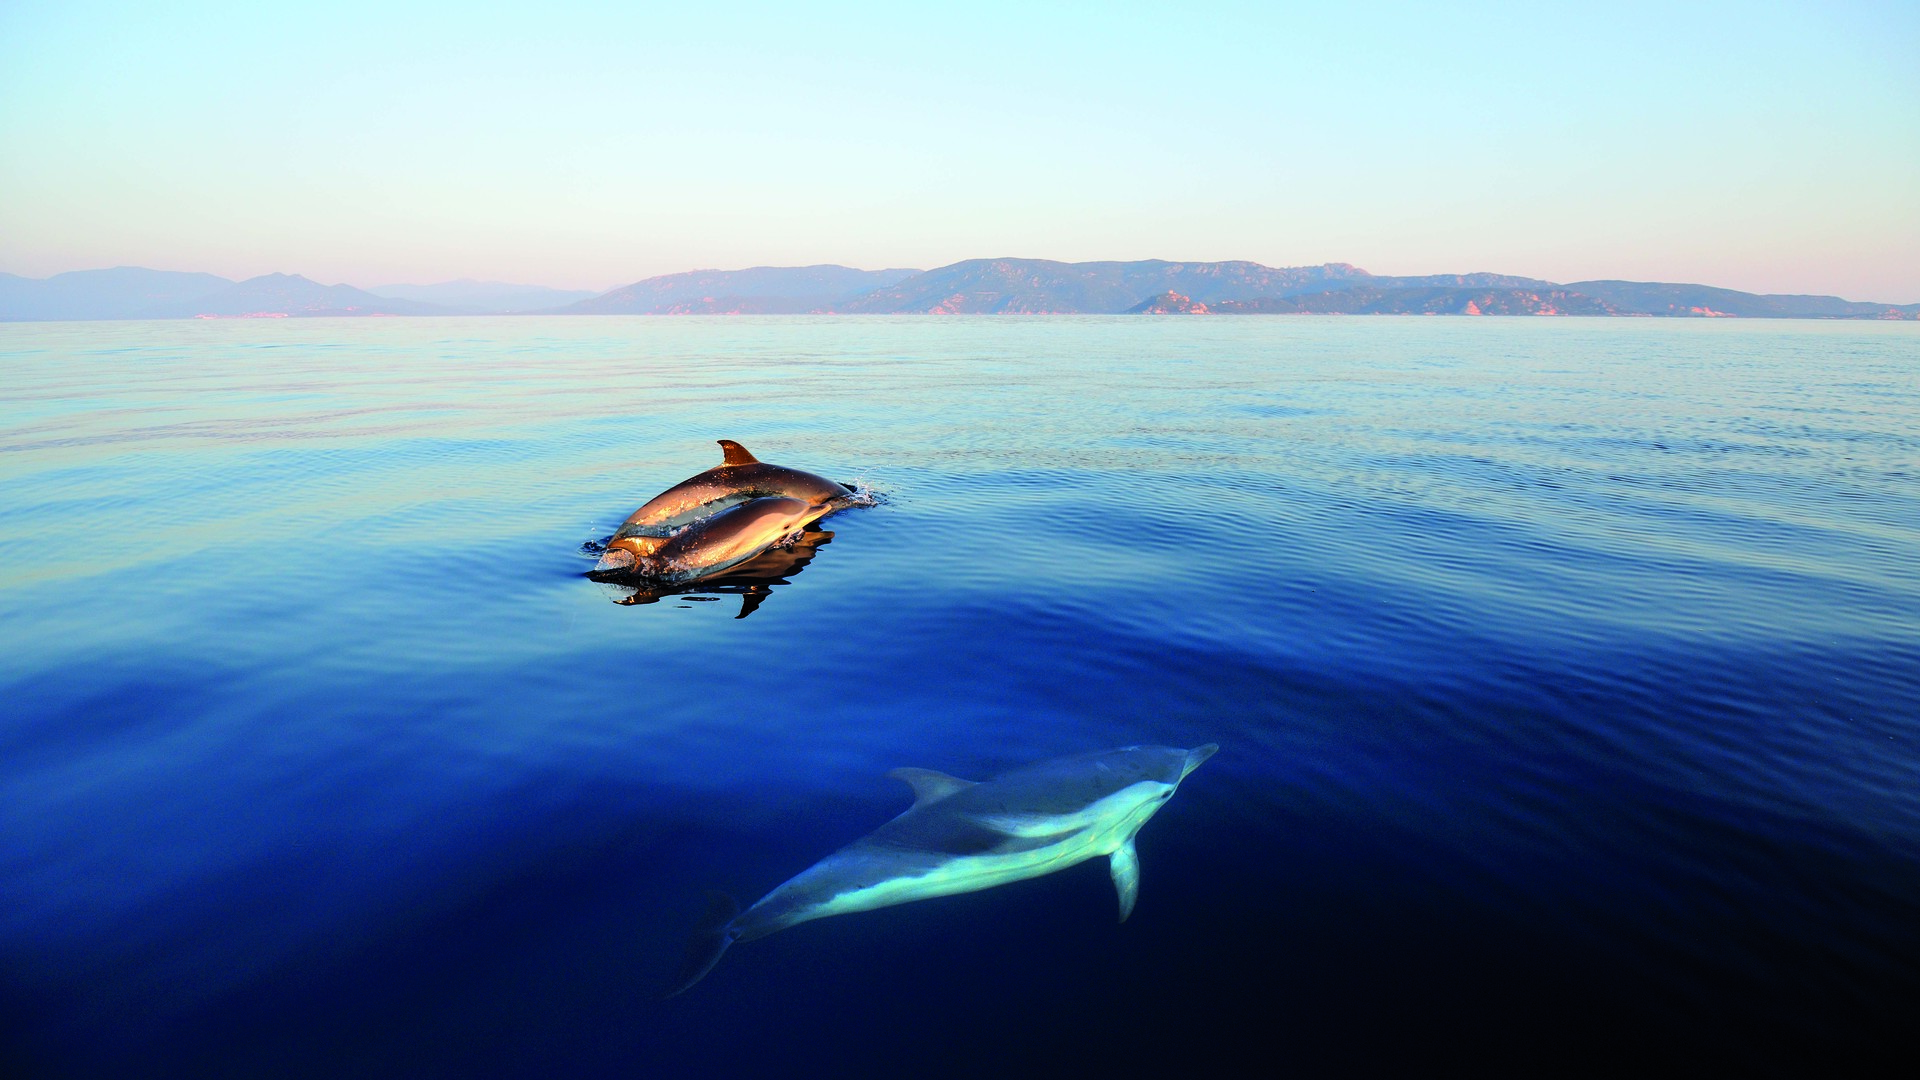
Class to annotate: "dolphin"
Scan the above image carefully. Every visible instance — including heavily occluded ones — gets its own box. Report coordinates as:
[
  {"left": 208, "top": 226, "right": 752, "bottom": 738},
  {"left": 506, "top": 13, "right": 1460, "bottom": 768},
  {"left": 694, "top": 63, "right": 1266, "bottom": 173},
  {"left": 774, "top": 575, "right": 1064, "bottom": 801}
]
[
  {"left": 664, "top": 743, "right": 1219, "bottom": 996},
  {"left": 599, "top": 525, "right": 835, "bottom": 617},
  {"left": 612, "top": 440, "right": 852, "bottom": 540},
  {"left": 595, "top": 495, "right": 834, "bottom": 579}
]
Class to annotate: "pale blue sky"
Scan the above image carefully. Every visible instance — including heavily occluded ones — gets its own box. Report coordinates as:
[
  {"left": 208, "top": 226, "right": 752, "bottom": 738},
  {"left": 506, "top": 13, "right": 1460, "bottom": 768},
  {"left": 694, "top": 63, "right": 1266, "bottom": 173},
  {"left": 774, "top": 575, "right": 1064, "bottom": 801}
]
[{"left": 2, "top": 1, "right": 1915, "bottom": 299}]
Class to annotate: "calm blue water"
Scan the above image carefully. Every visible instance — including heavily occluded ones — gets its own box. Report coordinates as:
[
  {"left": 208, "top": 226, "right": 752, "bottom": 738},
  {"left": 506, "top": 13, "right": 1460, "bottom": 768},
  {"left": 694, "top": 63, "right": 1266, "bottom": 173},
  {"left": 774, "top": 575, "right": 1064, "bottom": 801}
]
[{"left": 3, "top": 316, "right": 1917, "bottom": 1076}]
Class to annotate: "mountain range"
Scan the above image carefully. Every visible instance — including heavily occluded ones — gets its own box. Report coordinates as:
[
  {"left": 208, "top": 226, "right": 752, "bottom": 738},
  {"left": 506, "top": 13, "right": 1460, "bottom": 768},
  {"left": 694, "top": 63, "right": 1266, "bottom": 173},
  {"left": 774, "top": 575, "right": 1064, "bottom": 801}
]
[
  {"left": 0, "top": 268, "right": 447, "bottom": 320},
  {"left": 3, "top": 261, "right": 1916, "bottom": 321}
]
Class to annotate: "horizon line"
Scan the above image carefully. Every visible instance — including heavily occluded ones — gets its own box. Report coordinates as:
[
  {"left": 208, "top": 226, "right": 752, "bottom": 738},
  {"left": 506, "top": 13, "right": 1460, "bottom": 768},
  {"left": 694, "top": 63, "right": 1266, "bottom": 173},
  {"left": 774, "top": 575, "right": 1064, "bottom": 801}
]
[{"left": 7, "top": 259, "right": 1920, "bottom": 307}]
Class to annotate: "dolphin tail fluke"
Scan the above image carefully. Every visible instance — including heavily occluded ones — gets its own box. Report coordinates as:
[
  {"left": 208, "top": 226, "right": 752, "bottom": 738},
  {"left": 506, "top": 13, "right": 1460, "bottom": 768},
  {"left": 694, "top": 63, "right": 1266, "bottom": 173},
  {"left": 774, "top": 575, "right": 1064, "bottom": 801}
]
[
  {"left": 1110, "top": 839, "right": 1140, "bottom": 922},
  {"left": 661, "top": 891, "right": 740, "bottom": 998}
]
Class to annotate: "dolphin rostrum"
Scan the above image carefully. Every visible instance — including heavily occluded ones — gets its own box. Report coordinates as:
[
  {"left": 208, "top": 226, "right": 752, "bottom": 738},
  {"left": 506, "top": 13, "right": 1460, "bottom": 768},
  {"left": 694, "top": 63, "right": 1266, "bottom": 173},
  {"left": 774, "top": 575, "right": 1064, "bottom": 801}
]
[
  {"left": 612, "top": 440, "right": 851, "bottom": 540},
  {"left": 664, "top": 743, "right": 1219, "bottom": 996},
  {"left": 595, "top": 495, "right": 834, "bottom": 579}
]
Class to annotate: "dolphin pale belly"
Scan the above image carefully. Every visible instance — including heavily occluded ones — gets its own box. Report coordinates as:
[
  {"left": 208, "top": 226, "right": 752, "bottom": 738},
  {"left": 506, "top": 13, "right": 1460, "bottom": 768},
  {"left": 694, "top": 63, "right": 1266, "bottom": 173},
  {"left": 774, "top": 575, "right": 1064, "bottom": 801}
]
[
  {"left": 612, "top": 440, "right": 851, "bottom": 540},
  {"left": 664, "top": 743, "right": 1219, "bottom": 996},
  {"left": 596, "top": 496, "right": 833, "bottom": 581}
]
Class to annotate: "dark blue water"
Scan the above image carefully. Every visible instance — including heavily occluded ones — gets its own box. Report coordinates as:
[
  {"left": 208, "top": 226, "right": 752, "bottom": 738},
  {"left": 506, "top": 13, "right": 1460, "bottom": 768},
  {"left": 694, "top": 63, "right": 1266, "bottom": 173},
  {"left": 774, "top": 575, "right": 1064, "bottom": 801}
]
[{"left": 3, "top": 316, "right": 1916, "bottom": 1076}]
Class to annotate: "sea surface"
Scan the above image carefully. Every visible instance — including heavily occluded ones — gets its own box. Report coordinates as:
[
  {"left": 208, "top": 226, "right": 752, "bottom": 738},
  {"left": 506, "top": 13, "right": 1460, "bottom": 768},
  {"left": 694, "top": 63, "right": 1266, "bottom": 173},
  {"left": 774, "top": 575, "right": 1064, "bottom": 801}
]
[{"left": 2, "top": 316, "right": 1916, "bottom": 1076}]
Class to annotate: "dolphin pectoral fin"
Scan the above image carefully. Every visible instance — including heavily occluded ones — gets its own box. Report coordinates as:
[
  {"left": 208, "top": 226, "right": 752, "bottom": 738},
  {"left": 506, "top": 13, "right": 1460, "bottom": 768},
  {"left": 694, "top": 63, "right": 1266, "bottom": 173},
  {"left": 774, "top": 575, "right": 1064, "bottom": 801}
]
[
  {"left": 735, "top": 587, "right": 770, "bottom": 619},
  {"left": 887, "top": 768, "right": 977, "bottom": 808},
  {"left": 1110, "top": 840, "right": 1140, "bottom": 923},
  {"left": 661, "top": 892, "right": 740, "bottom": 998},
  {"left": 717, "top": 439, "right": 759, "bottom": 466}
]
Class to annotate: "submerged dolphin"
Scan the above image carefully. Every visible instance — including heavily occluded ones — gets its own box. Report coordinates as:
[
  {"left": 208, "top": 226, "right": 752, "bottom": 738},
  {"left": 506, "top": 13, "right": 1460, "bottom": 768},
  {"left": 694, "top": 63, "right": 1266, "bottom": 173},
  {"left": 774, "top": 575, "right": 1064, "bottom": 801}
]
[
  {"left": 665, "top": 743, "right": 1219, "bottom": 996},
  {"left": 612, "top": 440, "right": 851, "bottom": 540},
  {"left": 596, "top": 495, "right": 833, "bottom": 579}
]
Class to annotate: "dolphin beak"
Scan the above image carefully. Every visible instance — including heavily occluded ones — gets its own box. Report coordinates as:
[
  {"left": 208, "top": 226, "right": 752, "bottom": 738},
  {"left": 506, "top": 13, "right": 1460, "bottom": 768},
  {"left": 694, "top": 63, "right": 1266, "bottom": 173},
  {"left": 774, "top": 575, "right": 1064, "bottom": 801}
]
[
  {"left": 1180, "top": 743, "right": 1220, "bottom": 779},
  {"left": 596, "top": 535, "right": 669, "bottom": 574},
  {"left": 595, "top": 547, "right": 635, "bottom": 572},
  {"left": 595, "top": 539, "right": 640, "bottom": 573}
]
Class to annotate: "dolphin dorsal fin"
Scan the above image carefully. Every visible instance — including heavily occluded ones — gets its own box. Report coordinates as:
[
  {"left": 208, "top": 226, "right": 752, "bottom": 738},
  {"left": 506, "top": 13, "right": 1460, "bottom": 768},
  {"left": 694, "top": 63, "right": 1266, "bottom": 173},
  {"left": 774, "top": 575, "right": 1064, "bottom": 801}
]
[
  {"left": 887, "top": 767, "right": 976, "bottom": 807},
  {"left": 717, "top": 440, "right": 758, "bottom": 466}
]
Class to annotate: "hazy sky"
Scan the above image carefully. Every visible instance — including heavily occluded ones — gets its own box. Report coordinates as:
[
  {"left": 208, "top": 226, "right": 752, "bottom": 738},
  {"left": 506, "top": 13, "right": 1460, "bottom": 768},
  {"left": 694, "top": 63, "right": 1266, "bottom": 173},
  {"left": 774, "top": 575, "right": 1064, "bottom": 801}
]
[{"left": 2, "top": 1, "right": 1916, "bottom": 299}]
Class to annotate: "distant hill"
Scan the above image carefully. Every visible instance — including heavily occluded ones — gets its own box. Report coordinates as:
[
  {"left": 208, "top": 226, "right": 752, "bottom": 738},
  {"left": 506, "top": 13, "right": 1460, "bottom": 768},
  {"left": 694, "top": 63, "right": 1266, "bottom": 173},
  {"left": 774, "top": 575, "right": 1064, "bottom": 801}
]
[
  {"left": 0, "top": 267, "right": 234, "bottom": 320},
  {"left": 148, "top": 274, "right": 451, "bottom": 318},
  {"left": 837, "top": 258, "right": 1382, "bottom": 314},
  {"left": 367, "top": 280, "right": 598, "bottom": 314},
  {"left": 1128, "top": 291, "right": 1213, "bottom": 314},
  {"left": 845, "top": 260, "right": 1915, "bottom": 318},
  {"left": 1369, "top": 272, "right": 1556, "bottom": 291},
  {"left": 565, "top": 265, "right": 922, "bottom": 314},
  {"left": 1210, "top": 286, "right": 1616, "bottom": 316},
  {"left": 5, "top": 261, "right": 1915, "bottom": 320},
  {"left": 0, "top": 268, "right": 449, "bottom": 319},
  {"left": 1564, "top": 280, "right": 1920, "bottom": 319}
]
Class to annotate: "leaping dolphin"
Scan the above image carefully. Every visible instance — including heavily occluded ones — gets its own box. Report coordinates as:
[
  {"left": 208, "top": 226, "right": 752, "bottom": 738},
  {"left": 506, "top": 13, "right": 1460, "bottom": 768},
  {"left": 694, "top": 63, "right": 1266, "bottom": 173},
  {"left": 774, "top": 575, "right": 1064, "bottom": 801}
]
[
  {"left": 595, "top": 495, "right": 834, "bottom": 579},
  {"left": 664, "top": 743, "right": 1219, "bottom": 996},
  {"left": 612, "top": 440, "right": 851, "bottom": 540}
]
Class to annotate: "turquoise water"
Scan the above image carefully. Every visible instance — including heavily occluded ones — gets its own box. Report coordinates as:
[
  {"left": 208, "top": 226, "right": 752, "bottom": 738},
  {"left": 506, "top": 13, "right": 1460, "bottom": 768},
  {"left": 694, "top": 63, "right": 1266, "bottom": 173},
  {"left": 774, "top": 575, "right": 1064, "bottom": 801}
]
[{"left": 3, "top": 316, "right": 1917, "bottom": 1076}]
